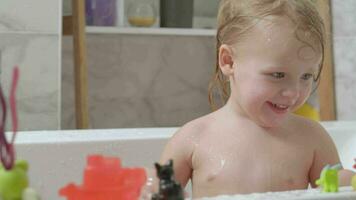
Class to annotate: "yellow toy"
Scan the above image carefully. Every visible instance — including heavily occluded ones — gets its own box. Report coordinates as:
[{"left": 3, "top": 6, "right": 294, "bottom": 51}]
[
  {"left": 294, "top": 92, "right": 320, "bottom": 121},
  {"left": 294, "top": 103, "right": 320, "bottom": 121}
]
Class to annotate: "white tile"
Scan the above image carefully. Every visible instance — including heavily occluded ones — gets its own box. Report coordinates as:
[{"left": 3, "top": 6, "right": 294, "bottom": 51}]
[
  {"left": 0, "top": 0, "right": 61, "bottom": 33},
  {"left": 0, "top": 34, "right": 60, "bottom": 130},
  {"left": 331, "top": 0, "right": 356, "bottom": 37},
  {"left": 333, "top": 37, "right": 356, "bottom": 120}
]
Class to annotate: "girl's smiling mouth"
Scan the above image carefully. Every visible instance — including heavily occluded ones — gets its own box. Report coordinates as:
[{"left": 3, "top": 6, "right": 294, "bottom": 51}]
[{"left": 267, "top": 101, "right": 290, "bottom": 114}]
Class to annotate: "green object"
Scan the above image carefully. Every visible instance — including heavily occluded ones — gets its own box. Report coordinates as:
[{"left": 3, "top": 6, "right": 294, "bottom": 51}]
[
  {"left": 160, "top": 0, "right": 193, "bottom": 28},
  {"left": 352, "top": 175, "right": 356, "bottom": 191},
  {"left": 0, "top": 160, "right": 29, "bottom": 200},
  {"left": 315, "top": 164, "right": 342, "bottom": 193},
  {"left": 22, "top": 188, "right": 40, "bottom": 200}
]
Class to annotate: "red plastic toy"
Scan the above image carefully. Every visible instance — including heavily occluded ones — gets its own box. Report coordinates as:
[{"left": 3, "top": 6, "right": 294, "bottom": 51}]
[{"left": 59, "top": 155, "right": 146, "bottom": 200}]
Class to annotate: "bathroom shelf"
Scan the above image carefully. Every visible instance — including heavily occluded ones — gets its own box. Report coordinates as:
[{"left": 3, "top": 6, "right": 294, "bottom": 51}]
[{"left": 86, "top": 26, "right": 216, "bottom": 36}]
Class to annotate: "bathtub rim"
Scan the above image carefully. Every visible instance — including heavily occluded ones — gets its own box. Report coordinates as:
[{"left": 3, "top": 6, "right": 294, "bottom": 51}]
[{"left": 9, "top": 120, "right": 356, "bottom": 144}]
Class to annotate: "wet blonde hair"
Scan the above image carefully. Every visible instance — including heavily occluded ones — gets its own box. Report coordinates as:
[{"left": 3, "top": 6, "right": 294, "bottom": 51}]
[{"left": 208, "top": 0, "right": 326, "bottom": 110}]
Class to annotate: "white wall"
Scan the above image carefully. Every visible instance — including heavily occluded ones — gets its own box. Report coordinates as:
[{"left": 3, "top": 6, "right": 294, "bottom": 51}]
[
  {"left": 331, "top": 0, "right": 356, "bottom": 120},
  {"left": 0, "top": 0, "right": 62, "bottom": 130}
]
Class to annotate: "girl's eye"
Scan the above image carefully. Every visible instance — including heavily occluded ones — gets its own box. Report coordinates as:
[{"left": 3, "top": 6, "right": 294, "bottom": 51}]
[
  {"left": 301, "top": 73, "right": 313, "bottom": 80},
  {"left": 271, "top": 72, "right": 285, "bottom": 79}
]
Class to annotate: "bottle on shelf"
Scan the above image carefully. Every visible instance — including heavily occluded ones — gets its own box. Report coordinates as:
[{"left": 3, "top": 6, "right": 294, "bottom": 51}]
[
  {"left": 127, "top": 0, "right": 157, "bottom": 27},
  {"left": 160, "top": 0, "right": 193, "bottom": 28},
  {"left": 86, "top": 0, "right": 117, "bottom": 26}
]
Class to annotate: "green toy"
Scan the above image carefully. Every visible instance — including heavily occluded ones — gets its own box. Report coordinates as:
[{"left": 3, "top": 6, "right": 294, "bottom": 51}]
[
  {"left": 315, "top": 163, "right": 342, "bottom": 193},
  {"left": 352, "top": 175, "right": 356, "bottom": 191},
  {"left": 22, "top": 187, "right": 41, "bottom": 200},
  {"left": 352, "top": 159, "right": 356, "bottom": 191},
  {"left": 0, "top": 160, "right": 29, "bottom": 200}
]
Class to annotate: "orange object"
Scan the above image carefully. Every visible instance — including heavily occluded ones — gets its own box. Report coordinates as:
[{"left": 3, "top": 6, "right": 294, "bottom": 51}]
[{"left": 59, "top": 155, "right": 146, "bottom": 200}]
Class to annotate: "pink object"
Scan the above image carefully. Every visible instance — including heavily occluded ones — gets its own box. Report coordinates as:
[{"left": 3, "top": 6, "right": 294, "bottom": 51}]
[
  {"left": 0, "top": 66, "right": 19, "bottom": 170},
  {"left": 10, "top": 66, "right": 19, "bottom": 141},
  {"left": 59, "top": 155, "right": 147, "bottom": 200}
]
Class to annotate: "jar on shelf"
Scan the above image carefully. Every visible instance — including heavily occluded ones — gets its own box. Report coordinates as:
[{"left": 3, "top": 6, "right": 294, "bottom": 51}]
[{"left": 127, "top": 0, "right": 157, "bottom": 27}]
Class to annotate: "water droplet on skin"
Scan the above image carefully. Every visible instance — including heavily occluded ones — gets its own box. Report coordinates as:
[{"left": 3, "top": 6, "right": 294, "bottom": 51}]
[
  {"left": 206, "top": 148, "right": 229, "bottom": 181},
  {"left": 186, "top": 134, "right": 199, "bottom": 147},
  {"left": 207, "top": 158, "right": 227, "bottom": 181},
  {"left": 220, "top": 159, "right": 226, "bottom": 168}
]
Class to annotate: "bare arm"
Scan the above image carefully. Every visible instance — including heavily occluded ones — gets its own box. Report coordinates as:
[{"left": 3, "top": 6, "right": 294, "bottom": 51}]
[
  {"left": 339, "top": 169, "right": 355, "bottom": 186},
  {"left": 159, "top": 125, "right": 196, "bottom": 187},
  {"left": 308, "top": 122, "right": 343, "bottom": 188}
]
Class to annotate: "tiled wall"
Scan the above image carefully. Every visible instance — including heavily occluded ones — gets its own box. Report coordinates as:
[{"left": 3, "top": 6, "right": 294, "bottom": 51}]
[
  {"left": 331, "top": 0, "right": 356, "bottom": 120},
  {"left": 61, "top": 1, "right": 356, "bottom": 129},
  {"left": 62, "top": 35, "right": 215, "bottom": 129},
  {"left": 0, "top": 1, "right": 61, "bottom": 130},
  {"left": 2, "top": 1, "right": 352, "bottom": 130}
]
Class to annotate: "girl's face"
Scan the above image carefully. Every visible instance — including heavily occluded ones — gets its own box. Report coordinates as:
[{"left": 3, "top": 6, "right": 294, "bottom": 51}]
[{"left": 222, "top": 16, "right": 322, "bottom": 128}]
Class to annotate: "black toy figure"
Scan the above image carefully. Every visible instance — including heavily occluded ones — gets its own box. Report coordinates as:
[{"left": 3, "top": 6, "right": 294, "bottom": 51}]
[{"left": 151, "top": 160, "right": 184, "bottom": 200}]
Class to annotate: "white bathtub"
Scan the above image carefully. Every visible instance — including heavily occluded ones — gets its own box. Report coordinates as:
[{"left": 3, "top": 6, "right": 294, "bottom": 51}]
[{"left": 12, "top": 121, "right": 356, "bottom": 200}]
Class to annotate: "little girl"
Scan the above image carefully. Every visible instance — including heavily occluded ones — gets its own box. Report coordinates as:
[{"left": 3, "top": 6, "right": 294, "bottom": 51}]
[{"left": 158, "top": 0, "right": 355, "bottom": 198}]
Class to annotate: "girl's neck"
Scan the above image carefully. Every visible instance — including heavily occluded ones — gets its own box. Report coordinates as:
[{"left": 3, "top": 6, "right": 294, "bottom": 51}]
[
  {"left": 222, "top": 97, "right": 288, "bottom": 131},
  {"left": 222, "top": 97, "right": 249, "bottom": 121}
]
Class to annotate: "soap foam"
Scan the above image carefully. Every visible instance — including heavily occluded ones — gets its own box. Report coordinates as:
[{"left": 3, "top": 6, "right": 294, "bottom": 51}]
[{"left": 198, "top": 186, "right": 356, "bottom": 200}]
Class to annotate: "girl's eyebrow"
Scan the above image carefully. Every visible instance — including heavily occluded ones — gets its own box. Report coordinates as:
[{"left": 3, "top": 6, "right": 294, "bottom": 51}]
[
  {"left": 262, "top": 65, "right": 319, "bottom": 74},
  {"left": 263, "top": 65, "right": 288, "bottom": 71}
]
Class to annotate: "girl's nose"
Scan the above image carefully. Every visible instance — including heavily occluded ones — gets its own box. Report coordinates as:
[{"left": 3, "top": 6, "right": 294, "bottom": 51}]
[{"left": 281, "top": 86, "right": 300, "bottom": 100}]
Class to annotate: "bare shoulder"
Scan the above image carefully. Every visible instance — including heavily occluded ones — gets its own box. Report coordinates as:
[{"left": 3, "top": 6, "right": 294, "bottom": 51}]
[
  {"left": 159, "top": 112, "right": 217, "bottom": 186},
  {"left": 289, "top": 115, "right": 343, "bottom": 187},
  {"left": 171, "top": 111, "right": 216, "bottom": 143},
  {"left": 289, "top": 114, "right": 330, "bottom": 143},
  {"left": 161, "top": 111, "right": 217, "bottom": 161}
]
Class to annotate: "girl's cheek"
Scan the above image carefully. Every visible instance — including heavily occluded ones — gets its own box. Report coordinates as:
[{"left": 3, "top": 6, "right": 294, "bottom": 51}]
[{"left": 301, "top": 85, "right": 313, "bottom": 99}]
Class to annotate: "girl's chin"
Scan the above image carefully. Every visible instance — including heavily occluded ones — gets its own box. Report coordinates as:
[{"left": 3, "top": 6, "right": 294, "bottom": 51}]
[
  {"left": 259, "top": 119, "right": 284, "bottom": 128},
  {"left": 258, "top": 113, "right": 289, "bottom": 128}
]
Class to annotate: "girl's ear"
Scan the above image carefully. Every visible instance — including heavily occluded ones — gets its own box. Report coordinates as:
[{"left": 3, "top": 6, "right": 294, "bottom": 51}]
[{"left": 219, "top": 44, "right": 235, "bottom": 76}]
